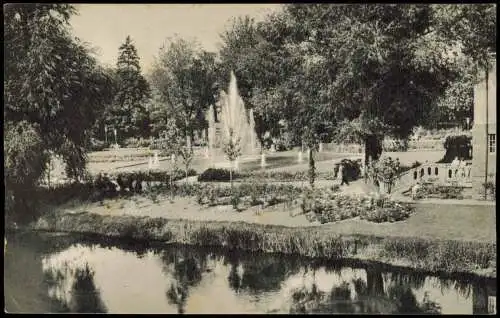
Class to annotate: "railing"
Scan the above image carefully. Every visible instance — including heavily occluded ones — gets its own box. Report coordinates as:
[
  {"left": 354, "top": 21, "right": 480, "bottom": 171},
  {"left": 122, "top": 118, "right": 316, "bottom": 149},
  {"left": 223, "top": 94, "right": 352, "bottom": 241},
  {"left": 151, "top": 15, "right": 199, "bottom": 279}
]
[{"left": 393, "top": 163, "right": 472, "bottom": 194}]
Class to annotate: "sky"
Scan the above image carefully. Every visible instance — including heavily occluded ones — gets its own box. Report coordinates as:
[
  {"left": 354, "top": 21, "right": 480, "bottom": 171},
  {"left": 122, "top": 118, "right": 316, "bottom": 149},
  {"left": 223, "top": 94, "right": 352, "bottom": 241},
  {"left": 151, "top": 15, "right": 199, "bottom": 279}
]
[{"left": 69, "top": 4, "right": 283, "bottom": 73}]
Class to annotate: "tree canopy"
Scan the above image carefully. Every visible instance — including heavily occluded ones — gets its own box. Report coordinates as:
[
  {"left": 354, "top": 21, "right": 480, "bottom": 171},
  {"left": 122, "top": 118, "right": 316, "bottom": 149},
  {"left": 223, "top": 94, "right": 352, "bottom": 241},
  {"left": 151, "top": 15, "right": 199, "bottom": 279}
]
[
  {"left": 4, "top": 4, "right": 114, "bottom": 216},
  {"left": 107, "top": 35, "right": 151, "bottom": 140},
  {"left": 149, "top": 37, "right": 218, "bottom": 148}
]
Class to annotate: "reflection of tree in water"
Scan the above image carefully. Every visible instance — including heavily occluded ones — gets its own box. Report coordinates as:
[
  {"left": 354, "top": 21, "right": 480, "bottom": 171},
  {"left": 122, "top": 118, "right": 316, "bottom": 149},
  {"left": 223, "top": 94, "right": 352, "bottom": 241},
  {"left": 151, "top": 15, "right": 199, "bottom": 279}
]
[
  {"left": 385, "top": 270, "right": 441, "bottom": 314},
  {"left": 160, "top": 246, "right": 209, "bottom": 314},
  {"left": 236, "top": 253, "right": 302, "bottom": 293},
  {"left": 44, "top": 262, "right": 107, "bottom": 313},
  {"left": 439, "top": 277, "right": 472, "bottom": 299},
  {"left": 68, "top": 264, "right": 107, "bottom": 313},
  {"left": 4, "top": 232, "right": 74, "bottom": 313},
  {"left": 288, "top": 267, "right": 444, "bottom": 314},
  {"left": 225, "top": 251, "right": 241, "bottom": 292}
]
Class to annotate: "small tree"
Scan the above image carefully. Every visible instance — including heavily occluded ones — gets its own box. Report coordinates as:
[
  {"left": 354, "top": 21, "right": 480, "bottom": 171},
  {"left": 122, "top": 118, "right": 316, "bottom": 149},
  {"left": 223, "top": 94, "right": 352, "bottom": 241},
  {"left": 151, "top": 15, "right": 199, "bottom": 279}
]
[
  {"left": 222, "top": 129, "right": 242, "bottom": 189},
  {"left": 157, "top": 119, "right": 195, "bottom": 197},
  {"left": 368, "top": 157, "right": 401, "bottom": 194},
  {"left": 177, "top": 144, "right": 194, "bottom": 181}
]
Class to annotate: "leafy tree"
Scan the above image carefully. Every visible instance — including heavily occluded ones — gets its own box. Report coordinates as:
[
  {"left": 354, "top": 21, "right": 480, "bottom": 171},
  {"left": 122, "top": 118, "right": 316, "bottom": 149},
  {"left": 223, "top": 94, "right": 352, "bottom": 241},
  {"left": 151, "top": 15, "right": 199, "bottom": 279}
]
[
  {"left": 4, "top": 3, "right": 114, "bottom": 214},
  {"left": 147, "top": 88, "right": 174, "bottom": 138},
  {"left": 150, "top": 37, "right": 218, "bottom": 150},
  {"left": 282, "top": 4, "right": 495, "bottom": 166},
  {"left": 109, "top": 36, "right": 151, "bottom": 141}
]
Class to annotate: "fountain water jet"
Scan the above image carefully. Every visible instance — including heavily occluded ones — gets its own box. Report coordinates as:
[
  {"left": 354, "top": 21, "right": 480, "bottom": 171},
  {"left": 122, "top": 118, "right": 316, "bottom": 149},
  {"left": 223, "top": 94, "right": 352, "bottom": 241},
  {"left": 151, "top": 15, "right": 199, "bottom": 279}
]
[{"left": 207, "top": 72, "right": 259, "bottom": 170}]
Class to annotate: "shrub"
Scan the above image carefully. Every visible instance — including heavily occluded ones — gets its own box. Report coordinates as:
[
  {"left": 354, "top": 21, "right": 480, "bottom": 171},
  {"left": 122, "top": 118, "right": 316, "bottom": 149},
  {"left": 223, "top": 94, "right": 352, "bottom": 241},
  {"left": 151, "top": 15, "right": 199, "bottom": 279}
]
[
  {"left": 383, "top": 138, "right": 408, "bottom": 152},
  {"left": 481, "top": 181, "right": 496, "bottom": 200},
  {"left": 302, "top": 190, "right": 414, "bottom": 224},
  {"left": 340, "top": 159, "right": 362, "bottom": 181},
  {"left": 414, "top": 184, "right": 464, "bottom": 200},
  {"left": 230, "top": 190, "right": 242, "bottom": 210},
  {"left": 198, "top": 168, "right": 240, "bottom": 182},
  {"left": 108, "top": 168, "right": 197, "bottom": 184},
  {"left": 440, "top": 134, "right": 472, "bottom": 163},
  {"left": 123, "top": 137, "right": 152, "bottom": 148},
  {"left": 5, "top": 121, "right": 50, "bottom": 219},
  {"left": 367, "top": 157, "right": 401, "bottom": 193}
]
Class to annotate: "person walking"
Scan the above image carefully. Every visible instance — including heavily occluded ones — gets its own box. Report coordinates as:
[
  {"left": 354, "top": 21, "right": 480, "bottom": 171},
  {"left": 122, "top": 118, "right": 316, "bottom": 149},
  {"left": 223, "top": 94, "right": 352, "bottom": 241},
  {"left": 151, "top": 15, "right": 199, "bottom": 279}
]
[
  {"left": 340, "top": 162, "right": 349, "bottom": 186},
  {"left": 451, "top": 156, "right": 460, "bottom": 179},
  {"left": 411, "top": 181, "right": 422, "bottom": 200},
  {"left": 459, "top": 157, "right": 467, "bottom": 182}
]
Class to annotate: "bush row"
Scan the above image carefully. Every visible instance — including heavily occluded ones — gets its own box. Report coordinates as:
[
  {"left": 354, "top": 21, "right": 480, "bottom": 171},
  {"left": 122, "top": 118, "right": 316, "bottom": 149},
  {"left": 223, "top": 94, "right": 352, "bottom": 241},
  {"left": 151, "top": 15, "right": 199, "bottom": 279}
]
[
  {"left": 198, "top": 160, "right": 361, "bottom": 183},
  {"left": 106, "top": 168, "right": 197, "bottom": 183},
  {"left": 301, "top": 189, "right": 414, "bottom": 224},
  {"left": 411, "top": 184, "right": 465, "bottom": 200}
]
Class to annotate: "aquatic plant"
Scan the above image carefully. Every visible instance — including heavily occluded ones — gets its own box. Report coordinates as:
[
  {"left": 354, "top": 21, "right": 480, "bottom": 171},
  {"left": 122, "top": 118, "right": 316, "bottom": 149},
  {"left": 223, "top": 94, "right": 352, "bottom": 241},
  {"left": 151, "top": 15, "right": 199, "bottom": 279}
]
[{"left": 27, "top": 212, "right": 496, "bottom": 278}]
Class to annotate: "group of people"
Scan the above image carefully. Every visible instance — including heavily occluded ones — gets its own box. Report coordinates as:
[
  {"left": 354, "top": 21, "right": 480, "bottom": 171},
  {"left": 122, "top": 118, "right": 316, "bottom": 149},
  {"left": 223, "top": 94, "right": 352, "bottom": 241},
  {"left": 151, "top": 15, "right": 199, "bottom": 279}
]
[{"left": 450, "top": 156, "right": 469, "bottom": 180}]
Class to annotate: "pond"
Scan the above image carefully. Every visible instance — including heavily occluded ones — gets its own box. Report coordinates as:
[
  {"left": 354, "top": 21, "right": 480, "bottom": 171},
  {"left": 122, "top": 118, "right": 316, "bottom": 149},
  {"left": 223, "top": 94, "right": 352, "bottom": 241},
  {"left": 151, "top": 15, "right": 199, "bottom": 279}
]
[{"left": 4, "top": 231, "right": 496, "bottom": 314}]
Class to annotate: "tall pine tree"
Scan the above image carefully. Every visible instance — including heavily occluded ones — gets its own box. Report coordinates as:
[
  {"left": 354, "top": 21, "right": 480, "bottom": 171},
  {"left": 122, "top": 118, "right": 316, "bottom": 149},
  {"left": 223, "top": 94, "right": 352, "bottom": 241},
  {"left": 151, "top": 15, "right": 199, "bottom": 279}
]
[{"left": 110, "top": 35, "right": 151, "bottom": 141}]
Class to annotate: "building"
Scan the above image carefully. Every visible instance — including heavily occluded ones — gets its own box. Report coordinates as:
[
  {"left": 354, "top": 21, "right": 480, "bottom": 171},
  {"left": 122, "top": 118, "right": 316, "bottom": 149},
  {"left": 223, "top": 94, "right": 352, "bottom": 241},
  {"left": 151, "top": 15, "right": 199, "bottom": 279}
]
[{"left": 471, "top": 55, "right": 496, "bottom": 197}]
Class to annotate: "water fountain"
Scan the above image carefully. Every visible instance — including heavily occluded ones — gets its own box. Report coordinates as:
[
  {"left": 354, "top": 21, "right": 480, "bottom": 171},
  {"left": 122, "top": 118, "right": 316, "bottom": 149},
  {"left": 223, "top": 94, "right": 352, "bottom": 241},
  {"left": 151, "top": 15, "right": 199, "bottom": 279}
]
[{"left": 207, "top": 71, "right": 259, "bottom": 170}]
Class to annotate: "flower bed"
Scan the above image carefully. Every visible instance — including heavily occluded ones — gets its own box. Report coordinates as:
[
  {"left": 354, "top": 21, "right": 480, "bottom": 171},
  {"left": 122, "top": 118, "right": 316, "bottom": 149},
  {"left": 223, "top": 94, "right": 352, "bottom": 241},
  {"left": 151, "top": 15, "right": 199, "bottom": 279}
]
[
  {"left": 301, "top": 189, "right": 414, "bottom": 224},
  {"left": 410, "top": 184, "right": 465, "bottom": 200},
  {"left": 147, "top": 182, "right": 305, "bottom": 212}
]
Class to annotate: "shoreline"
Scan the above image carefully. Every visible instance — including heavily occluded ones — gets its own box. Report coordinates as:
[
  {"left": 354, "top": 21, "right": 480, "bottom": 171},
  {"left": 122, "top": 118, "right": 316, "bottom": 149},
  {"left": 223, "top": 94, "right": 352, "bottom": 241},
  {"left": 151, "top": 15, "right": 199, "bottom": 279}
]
[{"left": 13, "top": 209, "right": 496, "bottom": 280}]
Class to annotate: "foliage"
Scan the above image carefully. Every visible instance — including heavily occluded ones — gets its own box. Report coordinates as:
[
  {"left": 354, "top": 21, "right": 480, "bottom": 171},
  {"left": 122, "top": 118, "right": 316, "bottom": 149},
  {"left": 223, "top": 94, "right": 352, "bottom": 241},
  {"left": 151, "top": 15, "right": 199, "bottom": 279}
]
[
  {"left": 107, "top": 168, "right": 197, "bottom": 183},
  {"left": 4, "top": 121, "right": 49, "bottom": 192},
  {"left": 4, "top": 4, "right": 114, "bottom": 213},
  {"left": 222, "top": 129, "right": 242, "bottom": 185},
  {"left": 198, "top": 168, "right": 238, "bottom": 182},
  {"left": 107, "top": 36, "right": 151, "bottom": 140},
  {"left": 482, "top": 181, "right": 496, "bottom": 200},
  {"left": 409, "top": 184, "right": 465, "bottom": 200},
  {"left": 367, "top": 157, "right": 401, "bottom": 193},
  {"left": 218, "top": 4, "right": 495, "bottom": 169},
  {"left": 440, "top": 133, "right": 472, "bottom": 162},
  {"left": 335, "top": 159, "right": 362, "bottom": 182},
  {"left": 30, "top": 212, "right": 496, "bottom": 276},
  {"left": 302, "top": 190, "right": 414, "bottom": 224},
  {"left": 150, "top": 36, "right": 218, "bottom": 147},
  {"left": 123, "top": 137, "right": 152, "bottom": 148}
]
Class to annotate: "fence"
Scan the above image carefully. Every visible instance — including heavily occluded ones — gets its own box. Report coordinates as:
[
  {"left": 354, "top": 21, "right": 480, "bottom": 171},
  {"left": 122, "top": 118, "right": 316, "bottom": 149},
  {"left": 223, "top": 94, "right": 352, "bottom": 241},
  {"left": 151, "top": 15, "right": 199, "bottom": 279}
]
[{"left": 393, "top": 163, "right": 473, "bottom": 194}]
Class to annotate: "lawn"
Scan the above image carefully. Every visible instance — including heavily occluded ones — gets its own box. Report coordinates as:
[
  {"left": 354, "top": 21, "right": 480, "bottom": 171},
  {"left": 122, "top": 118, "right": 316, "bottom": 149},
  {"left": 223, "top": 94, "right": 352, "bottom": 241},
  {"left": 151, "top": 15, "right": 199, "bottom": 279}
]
[{"left": 85, "top": 148, "right": 445, "bottom": 176}]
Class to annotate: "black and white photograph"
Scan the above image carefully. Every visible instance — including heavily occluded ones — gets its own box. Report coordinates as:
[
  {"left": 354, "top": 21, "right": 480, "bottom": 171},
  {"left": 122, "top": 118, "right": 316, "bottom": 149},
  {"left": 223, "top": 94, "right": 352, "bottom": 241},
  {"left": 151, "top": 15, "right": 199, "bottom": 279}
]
[{"left": 4, "top": 3, "right": 497, "bottom": 314}]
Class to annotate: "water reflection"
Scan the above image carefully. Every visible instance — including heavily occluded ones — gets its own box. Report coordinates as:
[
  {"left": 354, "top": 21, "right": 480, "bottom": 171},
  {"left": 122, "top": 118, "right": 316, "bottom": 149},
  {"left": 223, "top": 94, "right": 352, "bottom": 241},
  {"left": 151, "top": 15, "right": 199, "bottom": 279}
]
[{"left": 4, "top": 232, "right": 496, "bottom": 314}]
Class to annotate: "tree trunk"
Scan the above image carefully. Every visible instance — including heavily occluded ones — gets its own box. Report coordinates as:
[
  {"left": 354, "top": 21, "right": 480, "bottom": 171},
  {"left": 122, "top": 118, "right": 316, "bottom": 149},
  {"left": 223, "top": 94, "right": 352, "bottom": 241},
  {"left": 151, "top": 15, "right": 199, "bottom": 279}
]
[
  {"left": 308, "top": 148, "right": 315, "bottom": 188},
  {"left": 364, "top": 135, "right": 383, "bottom": 185},
  {"left": 364, "top": 134, "right": 383, "bottom": 164},
  {"left": 169, "top": 173, "right": 173, "bottom": 200},
  {"left": 230, "top": 168, "right": 233, "bottom": 190},
  {"left": 47, "top": 155, "right": 51, "bottom": 189}
]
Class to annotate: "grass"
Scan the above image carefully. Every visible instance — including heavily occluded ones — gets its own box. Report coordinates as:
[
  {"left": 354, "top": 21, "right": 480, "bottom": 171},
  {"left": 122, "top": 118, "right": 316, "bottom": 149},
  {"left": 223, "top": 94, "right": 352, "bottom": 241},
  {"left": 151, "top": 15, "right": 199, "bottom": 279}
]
[{"left": 25, "top": 210, "right": 496, "bottom": 278}]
